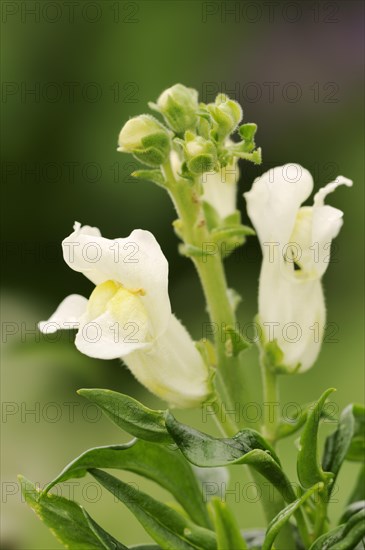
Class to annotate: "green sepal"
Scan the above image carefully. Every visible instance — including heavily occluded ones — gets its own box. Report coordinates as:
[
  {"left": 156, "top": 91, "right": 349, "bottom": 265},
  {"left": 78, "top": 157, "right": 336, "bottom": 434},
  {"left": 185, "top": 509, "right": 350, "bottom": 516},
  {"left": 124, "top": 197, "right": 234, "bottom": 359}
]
[
  {"left": 132, "top": 169, "right": 166, "bottom": 187},
  {"left": 42, "top": 439, "right": 210, "bottom": 529},
  {"left": 178, "top": 243, "right": 206, "bottom": 258},
  {"left": 90, "top": 469, "right": 217, "bottom": 550},
  {"left": 238, "top": 123, "right": 257, "bottom": 142},
  {"left": 212, "top": 224, "right": 255, "bottom": 240},
  {"left": 222, "top": 210, "right": 242, "bottom": 226},
  {"left": 297, "top": 388, "right": 336, "bottom": 489},
  {"left": 188, "top": 154, "right": 216, "bottom": 175},
  {"left": 19, "top": 475, "right": 107, "bottom": 549},
  {"left": 202, "top": 200, "right": 221, "bottom": 231},
  {"left": 165, "top": 413, "right": 300, "bottom": 505},
  {"left": 77, "top": 389, "right": 172, "bottom": 444},
  {"left": 196, "top": 338, "right": 217, "bottom": 368},
  {"left": 259, "top": 329, "right": 301, "bottom": 374},
  {"left": 223, "top": 325, "right": 250, "bottom": 357},
  {"left": 209, "top": 497, "right": 248, "bottom": 549},
  {"left": 308, "top": 509, "right": 365, "bottom": 550},
  {"left": 233, "top": 148, "right": 262, "bottom": 165},
  {"left": 132, "top": 132, "right": 171, "bottom": 167},
  {"left": 262, "top": 483, "right": 323, "bottom": 550},
  {"left": 322, "top": 403, "right": 365, "bottom": 495}
]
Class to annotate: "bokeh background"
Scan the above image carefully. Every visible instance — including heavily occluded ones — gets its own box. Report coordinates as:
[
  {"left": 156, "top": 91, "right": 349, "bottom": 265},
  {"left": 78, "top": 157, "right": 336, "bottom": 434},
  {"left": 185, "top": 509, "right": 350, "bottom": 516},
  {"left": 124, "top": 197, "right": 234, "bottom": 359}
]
[{"left": 1, "top": 1, "right": 364, "bottom": 547}]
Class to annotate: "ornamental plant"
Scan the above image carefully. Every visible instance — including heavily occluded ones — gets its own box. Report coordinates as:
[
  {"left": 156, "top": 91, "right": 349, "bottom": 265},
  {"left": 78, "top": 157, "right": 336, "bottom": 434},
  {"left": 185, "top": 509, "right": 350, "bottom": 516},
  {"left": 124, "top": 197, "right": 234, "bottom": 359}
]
[{"left": 20, "top": 84, "right": 364, "bottom": 549}]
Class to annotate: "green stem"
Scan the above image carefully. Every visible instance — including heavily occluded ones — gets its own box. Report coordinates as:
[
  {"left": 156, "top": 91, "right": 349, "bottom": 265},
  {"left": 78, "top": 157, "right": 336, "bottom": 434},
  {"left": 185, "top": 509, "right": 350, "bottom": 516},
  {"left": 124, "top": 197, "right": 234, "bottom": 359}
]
[
  {"left": 162, "top": 160, "right": 252, "bottom": 430},
  {"left": 261, "top": 358, "right": 279, "bottom": 445}
]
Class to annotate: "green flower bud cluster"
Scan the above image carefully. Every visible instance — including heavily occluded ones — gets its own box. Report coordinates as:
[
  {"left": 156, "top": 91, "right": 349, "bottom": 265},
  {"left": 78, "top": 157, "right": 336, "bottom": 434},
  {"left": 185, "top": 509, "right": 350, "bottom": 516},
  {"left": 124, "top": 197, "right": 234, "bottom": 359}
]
[{"left": 117, "top": 83, "right": 261, "bottom": 174}]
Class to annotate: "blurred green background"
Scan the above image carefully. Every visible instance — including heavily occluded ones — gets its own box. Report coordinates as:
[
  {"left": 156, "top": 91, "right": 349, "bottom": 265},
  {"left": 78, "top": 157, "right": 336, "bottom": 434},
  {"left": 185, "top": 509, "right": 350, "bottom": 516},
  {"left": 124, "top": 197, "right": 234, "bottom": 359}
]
[{"left": 1, "top": 1, "right": 364, "bottom": 548}]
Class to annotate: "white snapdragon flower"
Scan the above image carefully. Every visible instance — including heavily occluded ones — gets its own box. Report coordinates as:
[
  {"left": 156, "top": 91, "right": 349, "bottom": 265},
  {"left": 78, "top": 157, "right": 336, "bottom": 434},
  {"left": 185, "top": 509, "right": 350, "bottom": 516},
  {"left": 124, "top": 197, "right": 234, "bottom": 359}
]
[
  {"left": 244, "top": 164, "right": 352, "bottom": 372},
  {"left": 39, "top": 222, "right": 211, "bottom": 408}
]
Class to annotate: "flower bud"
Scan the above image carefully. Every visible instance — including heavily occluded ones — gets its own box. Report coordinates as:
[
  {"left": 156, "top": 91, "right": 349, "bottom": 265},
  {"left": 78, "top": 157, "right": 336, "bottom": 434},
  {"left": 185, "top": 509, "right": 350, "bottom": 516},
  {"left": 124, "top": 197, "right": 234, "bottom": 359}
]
[
  {"left": 184, "top": 133, "right": 217, "bottom": 175},
  {"left": 153, "top": 84, "right": 199, "bottom": 134},
  {"left": 118, "top": 114, "right": 171, "bottom": 167},
  {"left": 208, "top": 94, "right": 243, "bottom": 141}
]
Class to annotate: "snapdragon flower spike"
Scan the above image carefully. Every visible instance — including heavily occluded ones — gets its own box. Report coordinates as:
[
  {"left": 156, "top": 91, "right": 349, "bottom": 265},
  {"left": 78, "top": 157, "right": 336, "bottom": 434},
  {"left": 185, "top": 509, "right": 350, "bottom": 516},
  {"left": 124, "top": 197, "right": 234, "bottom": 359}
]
[
  {"left": 244, "top": 165, "right": 352, "bottom": 372},
  {"left": 38, "top": 223, "right": 211, "bottom": 408}
]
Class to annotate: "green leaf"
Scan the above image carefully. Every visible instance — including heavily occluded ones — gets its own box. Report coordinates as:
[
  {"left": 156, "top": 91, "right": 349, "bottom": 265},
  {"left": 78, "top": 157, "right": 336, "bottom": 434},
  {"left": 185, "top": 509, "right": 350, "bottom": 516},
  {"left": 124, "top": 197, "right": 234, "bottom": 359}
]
[
  {"left": 132, "top": 169, "right": 166, "bottom": 187},
  {"left": 82, "top": 509, "right": 128, "bottom": 549},
  {"left": 209, "top": 498, "right": 247, "bottom": 549},
  {"left": 43, "top": 439, "right": 210, "bottom": 529},
  {"left": 346, "top": 404, "right": 365, "bottom": 462},
  {"left": 277, "top": 401, "right": 334, "bottom": 440},
  {"left": 165, "top": 413, "right": 298, "bottom": 504},
  {"left": 309, "top": 509, "right": 365, "bottom": 550},
  {"left": 297, "top": 388, "right": 336, "bottom": 489},
  {"left": 348, "top": 466, "right": 365, "bottom": 505},
  {"left": 322, "top": 404, "right": 364, "bottom": 495},
  {"left": 77, "top": 389, "right": 172, "bottom": 444},
  {"left": 340, "top": 501, "right": 365, "bottom": 524},
  {"left": 90, "top": 469, "right": 217, "bottom": 550},
  {"left": 19, "top": 475, "right": 105, "bottom": 549},
  {"left": 262, "top": 483, "right": 323, "bottom": 550}
]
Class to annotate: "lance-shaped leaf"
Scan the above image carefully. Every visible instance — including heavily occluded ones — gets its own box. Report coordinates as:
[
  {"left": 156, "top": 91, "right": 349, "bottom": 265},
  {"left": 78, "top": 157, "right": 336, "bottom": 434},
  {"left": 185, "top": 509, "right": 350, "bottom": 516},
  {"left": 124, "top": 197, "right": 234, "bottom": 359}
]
[
  {"left": 209, "top": 497, "right": 247, "bottom": 549},
  {"left": 82, "top": 509, "right": 128, "bottom": 549},
  {"left": 43, "top": 439, "right": 210, "bottom": 528},
  {"left": 346, "top": 404, "right": 365, "bottom": 462},
  {"left": 297, "top": 388, "right": 336, "bottom": 489},
  {"left": 78, "top": 389, "right": 172, "bottom": 444},
  {"left": 165, "top": 413, "right": 297, "bottom": 504},
  {"left": 276, "top": 401, "right": 334, "bottom": 440},
  {"left": 90, "top": 468, "right": 217, "bottom": 550},
  {"left": 262, "top": 483, "right": 323, "bottom": 550},
  {"left": 19, "top": 475, "right": 109, "bottom": 549},
  {"left": 348, "top": 466, "right": 365, "bottom": 505},
  {"left": 340, "top": 501, "right": 365, "bottom": 524},
  {"left": 309, "top": 509, "right": 365, "bottom": 550},
  {"left": 322, "top": 403, "right": 364, "bottom": 495}
]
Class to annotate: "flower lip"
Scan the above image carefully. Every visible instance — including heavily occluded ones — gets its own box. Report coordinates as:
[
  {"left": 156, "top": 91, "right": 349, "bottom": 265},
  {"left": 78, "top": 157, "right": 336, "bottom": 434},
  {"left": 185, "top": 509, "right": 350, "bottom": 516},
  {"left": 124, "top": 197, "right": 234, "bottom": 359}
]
[{"left": 62, "top": 223, "right": 171, "bottom": 340}]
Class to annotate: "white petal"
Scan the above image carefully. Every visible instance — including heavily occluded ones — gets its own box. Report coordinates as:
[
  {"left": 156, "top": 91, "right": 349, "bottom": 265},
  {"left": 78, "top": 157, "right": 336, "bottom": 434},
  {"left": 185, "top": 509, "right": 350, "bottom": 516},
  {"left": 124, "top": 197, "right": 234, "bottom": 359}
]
[
  {"left": 259, "top": 260, "right": 326, "bottom": 372},
  {"left": 311, "top": 176, "right": 353, "bottom": 277},
  {"left": 75, "top": 310, "right": 149, "bottom": 360},
  {"left": 201, "top": 160, "right": 238, "bottom": 219},
  {"left": 62, "top": 224, "right": 171, "bottom": 339},
  {"left": 244, "top": 164, "right": 313, "bottom": 248},
  {"left": 38, "top": 294, "right": 88, "bottom": 334},
  {"left": 313, "top": 176, "right": 353, "bottom": 207},
  {"left": 124, "top": 315, "right": 211, "bottom": 408}
]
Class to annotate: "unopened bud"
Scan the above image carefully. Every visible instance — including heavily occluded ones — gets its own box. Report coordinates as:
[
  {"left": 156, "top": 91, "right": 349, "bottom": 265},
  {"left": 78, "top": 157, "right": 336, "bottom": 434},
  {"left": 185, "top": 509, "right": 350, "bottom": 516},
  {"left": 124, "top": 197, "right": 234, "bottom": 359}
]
[
  {"left": 152, "top": 84, "right": 199, "bottom": 134},
  {"left": 118, "top": 115, "right": 171, "bottom": 167}
]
